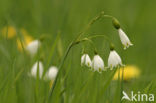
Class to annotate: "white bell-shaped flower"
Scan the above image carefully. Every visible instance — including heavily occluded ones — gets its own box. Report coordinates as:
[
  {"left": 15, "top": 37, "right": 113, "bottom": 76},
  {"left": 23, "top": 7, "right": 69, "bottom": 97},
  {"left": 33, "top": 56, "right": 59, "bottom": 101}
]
[
  {"left": 81, "top": 54, "right": 92, "bottom": 67},
  {"left": 45, "top": 66, "right": 58, "bottom": 80},
  {"left": 92, "top": 55, "right": 104, "bottom": 73},
  {"left": 108, "top": 50, "right": 122, "bottom": 69},
  {"left": 26, "top": 40, "right": 41, "bottom": 56},
  {"left": 30, "top": 61, "right": 43, "bottom": 78},
  {"left": 118, "top": 28, "right": 133, "bottom": 49}
]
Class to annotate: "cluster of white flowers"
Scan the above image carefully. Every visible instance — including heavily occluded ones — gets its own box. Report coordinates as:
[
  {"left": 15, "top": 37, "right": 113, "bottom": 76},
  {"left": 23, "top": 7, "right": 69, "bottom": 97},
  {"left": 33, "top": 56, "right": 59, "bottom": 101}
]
[
  {"left": 81, "top": 18, "right": 133, "bottom": 73},
  {"left": 28, "top": 17, "right": 133, "bottom": 76},
  {"left": 81, "top": 49, "right": 122, "bottom": 73},
  {"left": 29, "top": 61, "right": 58, "bottom": 80},
  {"left": 26, "top": 38, "right": 58, "bottom": 80},
  {"left": 81, "top": 54, "right": 105, "bottom": 73}
]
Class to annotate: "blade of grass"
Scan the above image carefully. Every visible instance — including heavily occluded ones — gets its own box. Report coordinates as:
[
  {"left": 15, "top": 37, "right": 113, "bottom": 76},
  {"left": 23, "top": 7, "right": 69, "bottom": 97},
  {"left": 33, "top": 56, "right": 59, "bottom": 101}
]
[
  {"left": 98, "top": 69, "right": 117, "bottom": 102},
  {"left": 42, "top": 33, "right": 60, "bottom": 78}
]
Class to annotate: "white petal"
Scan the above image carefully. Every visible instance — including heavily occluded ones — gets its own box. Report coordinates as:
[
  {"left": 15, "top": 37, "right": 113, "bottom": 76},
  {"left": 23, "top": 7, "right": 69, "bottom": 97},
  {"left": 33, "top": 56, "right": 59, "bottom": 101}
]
[
  {"left": 108, "top": 50, "right": 122, "bottom": 69},
  {"left": 118, "top": 29, "right": 133, "bottom": 49},
  {"left": 81, "top": 54, "right": 85, "bottom": 66},
  {"left": 26, "top": 40, "right": 41, "bottom": 56},
  {"left": 92, "top": 55, "right": 104, "bottom": 72},
  {"left": 30, "top": 61, "right": 44, "bottom": 78},
  {"left": 81, "top": 54, "right": 92, "bottom": 67},
  {"left": 45, "top": 66, "right": 58, "bottom": 80}
]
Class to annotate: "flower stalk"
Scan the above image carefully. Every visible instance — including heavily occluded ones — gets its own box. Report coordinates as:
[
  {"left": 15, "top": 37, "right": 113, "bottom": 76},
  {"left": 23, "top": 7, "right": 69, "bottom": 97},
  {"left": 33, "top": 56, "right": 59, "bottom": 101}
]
[
  {"left": 47, "top": 11, "right": 133, "bottom": 102},
  {"left": 48, "top": 11, "right": 106, "bottom": 101}
]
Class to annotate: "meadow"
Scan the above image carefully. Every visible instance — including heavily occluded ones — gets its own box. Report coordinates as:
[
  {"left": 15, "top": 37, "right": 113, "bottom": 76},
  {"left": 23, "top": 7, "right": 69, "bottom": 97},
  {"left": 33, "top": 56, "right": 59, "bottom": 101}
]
[{"left": 0, "top": 0, "right": 156, "bottom": 103}]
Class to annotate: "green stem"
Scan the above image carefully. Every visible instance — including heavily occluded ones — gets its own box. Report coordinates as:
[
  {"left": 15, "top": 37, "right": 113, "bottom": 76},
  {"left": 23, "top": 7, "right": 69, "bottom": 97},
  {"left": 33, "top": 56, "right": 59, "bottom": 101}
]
[
  {"left": 76, "top": 11, "right": 105, "bottom": 41},
  {"left": 103, "top": 15, "right": 114, "bottom": 19},
  {"left": 121, "top": 67, "right": 124, "bottom": 103},
  {"left": 47, "top": 38, "right": 90, "bottom": 102},
  {"left": 47, "top": 42, "right": 74, "bottom": 101},
  {"left": 47, "top": 11, "right": 117, "bottom": 102},
  {"left": 118, "top": 67, "right": 121, "bottom": 103},
  {"left": 84, "top": 38, "right": 97, "bottom": 52},
  {"left": 88, "top": 34, "right": 111, "bottom": 43}
]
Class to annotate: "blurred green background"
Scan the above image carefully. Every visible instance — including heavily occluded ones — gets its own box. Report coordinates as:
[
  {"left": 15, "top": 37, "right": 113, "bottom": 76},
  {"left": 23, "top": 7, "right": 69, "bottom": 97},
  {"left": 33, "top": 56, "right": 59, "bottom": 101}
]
[{"left": 0, "top": 0, "right": 156, "bottom": 103}]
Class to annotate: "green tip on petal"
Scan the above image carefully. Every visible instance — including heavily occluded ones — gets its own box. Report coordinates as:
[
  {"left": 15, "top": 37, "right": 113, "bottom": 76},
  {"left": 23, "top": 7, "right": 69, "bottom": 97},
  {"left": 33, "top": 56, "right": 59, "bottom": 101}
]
[
  {"left": 99, "top": 68, "right": 102, "bottom": 73},
  {"left": 87, "top": 62, "right": 90, "bottom": 66}
]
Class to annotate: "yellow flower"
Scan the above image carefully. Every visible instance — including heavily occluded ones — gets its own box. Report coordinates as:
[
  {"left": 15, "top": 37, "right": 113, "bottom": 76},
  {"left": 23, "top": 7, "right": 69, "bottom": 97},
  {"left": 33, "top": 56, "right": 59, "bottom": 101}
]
[
  {"left": 113, "top": 65, "right": 140, "bottom": 81},
  {"left": 1, "top": 26, "right": 16, "bottom": 39},
  {"left": 16, "top": 38, "right": 23, "bottom": 51},
  {"left": 21, "top": 28, "right": 33, "bottom": 45},
  {"left": 16, "top": 29, "right": 33, "bottom": 51}
]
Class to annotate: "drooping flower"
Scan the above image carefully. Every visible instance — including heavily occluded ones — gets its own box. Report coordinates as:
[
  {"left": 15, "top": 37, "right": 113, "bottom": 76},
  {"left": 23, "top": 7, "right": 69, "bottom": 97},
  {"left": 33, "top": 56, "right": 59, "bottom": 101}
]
[
  {"left": 92, "top": 55, "right": 104, "bottom": 73},
  {"left": 118, "top": 28, "right": 133, "bottom": 49},
  {"left": 26, "top": 40, "right": 41, "bottom": 56},
  {"left": 81, "top": 54, "right": 92, "bottom": 67},
  {"left": 1, "top": 26, "right": 16, "bottom": 39},
  {"left": 108, "top": 50, "right": 122, "bottom": 69},
  {"left": 112, "top": 18, "right": 133, "bottom": 49},
  {"left": 113, "top": 65, "right": 140, "bottom": 81},
  {"left": 30, "top": 61, "right": 44, "bottom": 79},
  {"left": 45, "top": 66, "right": 58, "bottom": 80}
]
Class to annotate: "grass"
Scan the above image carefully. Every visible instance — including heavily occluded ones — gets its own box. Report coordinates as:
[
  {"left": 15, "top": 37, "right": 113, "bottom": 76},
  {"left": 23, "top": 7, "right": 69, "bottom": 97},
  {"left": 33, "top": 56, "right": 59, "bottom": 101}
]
[{"left": 0, "top": 0, "right": 156, "bottom": 103}]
